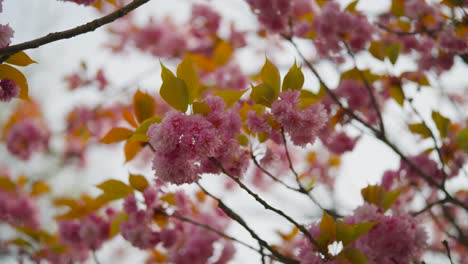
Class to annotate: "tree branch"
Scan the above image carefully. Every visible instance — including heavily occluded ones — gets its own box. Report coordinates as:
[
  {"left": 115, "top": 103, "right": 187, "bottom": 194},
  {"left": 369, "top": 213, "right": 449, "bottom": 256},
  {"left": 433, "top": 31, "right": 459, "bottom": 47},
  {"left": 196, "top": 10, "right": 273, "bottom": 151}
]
[{"left": 0, "top": 0, "right": 152, "bottom": 62}]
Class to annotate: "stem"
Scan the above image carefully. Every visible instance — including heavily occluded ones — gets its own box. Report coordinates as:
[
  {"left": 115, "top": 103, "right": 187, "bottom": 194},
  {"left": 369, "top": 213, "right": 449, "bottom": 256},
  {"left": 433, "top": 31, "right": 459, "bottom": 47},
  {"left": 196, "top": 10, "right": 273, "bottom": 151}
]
[
  {"left": 197, "top": 183, "right": 299, "bottom": 264},
  {"left": 0, "top": 0, "right": 152, "bottom": 62},
  {"left": 209, "top": 157, "right": 328, "bottom": 259}
]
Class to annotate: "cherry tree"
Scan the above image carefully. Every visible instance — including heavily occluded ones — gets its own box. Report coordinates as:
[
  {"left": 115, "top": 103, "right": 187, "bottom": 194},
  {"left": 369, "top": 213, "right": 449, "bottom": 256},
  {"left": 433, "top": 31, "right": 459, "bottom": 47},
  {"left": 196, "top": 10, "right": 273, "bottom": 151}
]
[{"left": 0, "top": 0, "right": 467, "bottom": 263}]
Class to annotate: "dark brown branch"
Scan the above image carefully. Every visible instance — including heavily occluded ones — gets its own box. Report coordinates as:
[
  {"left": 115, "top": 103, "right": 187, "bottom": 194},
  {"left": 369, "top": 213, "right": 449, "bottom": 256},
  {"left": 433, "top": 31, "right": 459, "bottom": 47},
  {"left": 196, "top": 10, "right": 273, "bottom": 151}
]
[
  {"left": 209, "top": 157, "right": 328, "bottom": 259},
  {"left": 343, "top": 42, "right": 386, "bottom": 135},
  {"left": 153, "top": 209, "right": 263, "bottom": 255},
  {"left": 0, "top": 0, "right": 152, "bottom": 62},
  {"left": 196, "top": 183, "right": 299, "bottom": 264},
  {"left": 287, "top": 38, "right": 468, "bottom": 213}
]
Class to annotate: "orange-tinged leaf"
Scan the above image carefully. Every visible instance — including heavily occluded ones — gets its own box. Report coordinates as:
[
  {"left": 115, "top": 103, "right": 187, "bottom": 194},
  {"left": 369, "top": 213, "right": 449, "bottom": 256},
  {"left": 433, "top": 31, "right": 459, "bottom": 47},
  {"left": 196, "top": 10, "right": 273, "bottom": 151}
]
[
  {"left": 124, "top": 139, "right": 143, "bottom": 162},
  {"left": 0, "top": 177, "right": 15, "bottom": 190},
  {"left": 100, "top": 127, "right": 133, "bottom": 144},
  {"left": 177, "top": 55, "right": 200, "bottom": 103},
  {"left": 160, "top": 64, "right": 189, "bottom": 112},
  {"left": 96, "top": 179, "right": 133, "bottom": 200},
  {"left": 282, "top": 62, "right": 304, "bottom": 91},
  {"left": 213, "top": 41, "right": 233, "bottom": 66},
  {"left": 151, "top": 249, "right": 167, "bottom": 263},
  {"left": 317, "top": 212, "right": 336, "bottom": 248},
  {"left": 129, "top": 174, "right": 149, "bottom": 192},
  {"left": 160, "top": 193, "right": 175, "bottom": 205},
  {"left": 31, "top": 181, "right": 50, "bottom": 197},
  {"left": 390, "top": 0, "right": 405, "bottom": 16},
  {"left": 122, "top": 108, "right": 138, "bottom": 128},
  {"left": 0, "top": 64, "right": 28, "bottom": 99},
  {"left": 153, "top": 214, "right": 169, "bottom": 228},
  {"left": 260, "top": 59, "right": 281, "bottom": 98},
  {"left": 361, "top": 185, "right": 385, "bottom": 208},
  {"left": 133, "top": 90, "right": 155, "bottom": 124},
  {"left": 191, "top": 53, "right": 216, "bottom": 72},
  {"left": 5, "top": 51, "right": 36, "bottom": 66}
]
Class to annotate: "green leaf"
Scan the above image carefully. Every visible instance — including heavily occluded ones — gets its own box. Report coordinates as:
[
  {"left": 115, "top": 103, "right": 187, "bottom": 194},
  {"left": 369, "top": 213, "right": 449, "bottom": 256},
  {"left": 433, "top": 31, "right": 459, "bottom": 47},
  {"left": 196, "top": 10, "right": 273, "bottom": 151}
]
[
  {"left": 282, "top": 62, "right": 304, "bottom": 91},
  {"left": 133, "top": 90, "right": 155, "bottom": 123},
  {"left": 299, "top": 90, "right": 323, "bottom": 109},
  {"left": 389, "top": 84, "right": 405, "bottom": 106},
  {"left": 342, "top": 247, "right": 369, "bottom": 264},
  {"left": 160, "top": 63, "right": 189, "bottom": 112},
  {"left": 193, "top": 101, "right": 211, "bottom": 115},
  {"left": 129, "top": 174, "right": 149, "bottom": 192},
  {"left": 177, "top": 55, "right": 199, "bottom": 103},
  {"left": 100, "top": 127, "right": 133, "bottom": 144},
  {"left": 386, "top": 43, "right": 400, "bottom": 64},
  {"left": 382, "top": 189, "right": 402, "bottom": 211},
  {"left": 390, "top": 0, "right": 405, "bottom": 16},
  {"left": 250, "top": 83, "right": 276, "bottom": 107},
  {"left": 130, "top": 116, "right": 162, "bottom": 142},
  {"left": 369, "top": 41, "right": 386, "bottom": 61},
  {"left": 0, "top": 64, "right": 28, "bottom": 99},
  {"left": 109, "top": 211, "right": 128, "bottom": 237},
  {"left": 408, "top": 123, "right": 432, "bottom": 139},
  {"left": 336, "top": 221, "right": 377, "bottom": 246},
  {"left": 431, "top": 111, "right": 450, "bottom": 138},
  {"left": 96, "top": 180, "right": 133, "bottom": 200},
  {"left": 345, "top": 0, "right": 359, "bottom": 12},
  {"left": 260, "top": 59, "right": 281, "bottom": 99},
  {"left": 455, "top": 128, "right": 468, "bottom": 151},
  {"left": 316, "top": 212, "right": 336, "bottom": 248},
  {"left": 214, "top": 89, "right": 246, "bottom": 107},
  {"left": 5, "top": 51, "right": 37, "bottom": 66},
  {"left": 401, "top": 72, "right": 430, "bottom": 86}
]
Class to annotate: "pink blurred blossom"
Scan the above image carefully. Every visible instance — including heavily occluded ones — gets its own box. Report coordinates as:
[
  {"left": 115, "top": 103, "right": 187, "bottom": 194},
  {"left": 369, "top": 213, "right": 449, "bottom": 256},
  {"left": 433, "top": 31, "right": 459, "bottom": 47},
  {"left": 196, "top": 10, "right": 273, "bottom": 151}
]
[
  {"left": 6, "top": 119, "right": 50, "bottom": 160},
  {"left": 0, "top": 78, "right": 20, "bottom": 102}
]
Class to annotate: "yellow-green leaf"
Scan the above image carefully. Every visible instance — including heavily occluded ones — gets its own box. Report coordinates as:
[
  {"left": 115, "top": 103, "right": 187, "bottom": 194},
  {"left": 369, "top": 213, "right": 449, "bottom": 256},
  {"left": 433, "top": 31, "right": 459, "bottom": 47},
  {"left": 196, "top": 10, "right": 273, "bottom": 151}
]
[
  {"left": 260, "top": 59, "right": 281, "bottom": 99},
  {"left": 5, "top": 51, "right": 36, "bottom": 66},
  {"left": 431, "top": 111, "right": 450, "bottom": 138},
  {"left": 389, "top": 84, "right": 405, "bottom": 106},
  {"left": 408, "top": 123, "right": 432, "bottom": 139},
  {"left": 342, "top": 247, "right": 368, "bottom": 264},
  {"left": 345, "top": 0, "right": 360, "bottom": 13},
  {"left": 455, "top": 128, "right": 468, "bottom": 151},
  {"left": 177, "top": 55, "right": 199, "bottom": 103},
  {"left": 160, "top": 64, "right": 189, "bottom": 112},
  {"left": 214, "top": 41, "right": 233, "bottom": 66},
  {"left": 382, "top": 189, "right": 402, "bottom": 211},
  {"left": 130, "top": 116, "right": 162, "bottom": 142},
  {"left": 361, "top": 185, "right": 385, "bottom": 208},
  {"left": 214, "top": 89, "right": 246, "bottom": 107},
  {"left": 282, "top": 62, "right": 304, "bottom": 91},
  {"left": 386, "top": 43, "right": 400, "bottom": 64},
  {"left": 390, "top": 0, "right": 405, "bottom": 16},
  {"left": 129, "top": 174, "right": 149, "bottom": 192},
  {"left": 250, "top": 83, "right": 275, "bottom": 107},
  {"left": 133, "top": 90, "right": 155, "bottom": 123},
  {"left": 369, "top": 41, "right": 386, "bottom": 61},
  {"left": 109, "top": 211, "right": 128, "bottom": 237},
  {"left": 336, "top": 221, "right": 377, "bottom": 246},
  {"left": 100, "top": 127, "right": 133, "bottom": 144},
  {"left": 96, "top": 180, "right": 133, "bottom": 200},
  {"left": 193, "top": 101, "right": 211, "bottom": 115},
  {"left": 0, "top": 64, "right": 28, "bottom": 99},
  {"left": 317, "top": 212, "right": 336, "bottom": 248}
]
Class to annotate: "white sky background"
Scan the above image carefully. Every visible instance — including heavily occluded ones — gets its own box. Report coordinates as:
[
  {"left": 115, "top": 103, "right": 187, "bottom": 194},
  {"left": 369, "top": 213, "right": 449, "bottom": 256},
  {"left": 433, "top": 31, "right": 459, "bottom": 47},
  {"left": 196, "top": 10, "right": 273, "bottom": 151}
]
[{"left": 0, "top": 0, "right": 467, "bottom": 263}]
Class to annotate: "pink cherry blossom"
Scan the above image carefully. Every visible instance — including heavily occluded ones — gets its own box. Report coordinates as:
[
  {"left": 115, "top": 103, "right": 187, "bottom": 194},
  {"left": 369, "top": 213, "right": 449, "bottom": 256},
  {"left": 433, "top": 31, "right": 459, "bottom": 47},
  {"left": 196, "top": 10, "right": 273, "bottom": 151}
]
[
  {"left": 0, "top": 23, "right": 14, "bottom": 48},
  {"left": 272, "top": 90, "right": 328, "bottom": 147},
  {"left": 0, "top": 78, "right": 20, "bottom": 102},
  {"left": 59, "top": 213, "right": 110, "bottom": 251},
  {"left": 6, "top": 119, "right": 50, "bottom": 160}
]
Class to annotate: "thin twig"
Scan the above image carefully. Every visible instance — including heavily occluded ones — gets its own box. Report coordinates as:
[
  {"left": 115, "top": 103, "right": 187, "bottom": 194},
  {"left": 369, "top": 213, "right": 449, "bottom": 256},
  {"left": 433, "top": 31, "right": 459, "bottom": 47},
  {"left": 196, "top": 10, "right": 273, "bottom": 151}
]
[
  {"left": 209, "top": 157, "right": 328, "bottom": 259},
  {"left": 343, "top": 42, "right": 385, "bottom": 135},
  {"left": 196, "top": 183, "right": 299, "bottom": 264},
  {"left": 0, "top": 0, "right": 152, "bottom": 62}
]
